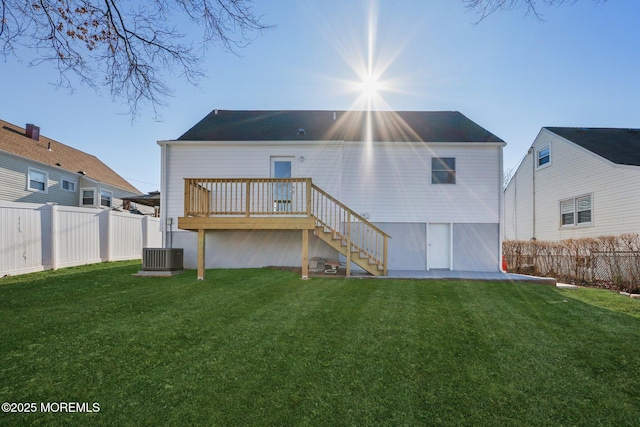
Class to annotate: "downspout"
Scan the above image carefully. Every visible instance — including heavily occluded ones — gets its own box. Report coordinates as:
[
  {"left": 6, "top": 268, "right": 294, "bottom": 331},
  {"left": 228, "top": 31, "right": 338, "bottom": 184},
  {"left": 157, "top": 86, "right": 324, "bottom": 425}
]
[
  {"left": 529, "top": 147, "right": 536, "bottom": 241},
  {"left": 499, "top": 145, "right": 505, "bottom": 272},
  {"left": 160, "top": 143, "right": 170, "bottom": 248}
]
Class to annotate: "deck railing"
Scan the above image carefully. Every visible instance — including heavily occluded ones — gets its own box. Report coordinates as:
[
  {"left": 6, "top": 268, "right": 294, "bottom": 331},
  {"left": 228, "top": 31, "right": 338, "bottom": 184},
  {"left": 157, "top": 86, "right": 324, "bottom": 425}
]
[
  {"left": 184, "top": 178, "right": 311, "bottom": 217},
  {"left": 183, "top": 178, "right": 388, "bottom": 275},
  {"left": 311, "top": 185, "right": 388, "bottom": 275}
]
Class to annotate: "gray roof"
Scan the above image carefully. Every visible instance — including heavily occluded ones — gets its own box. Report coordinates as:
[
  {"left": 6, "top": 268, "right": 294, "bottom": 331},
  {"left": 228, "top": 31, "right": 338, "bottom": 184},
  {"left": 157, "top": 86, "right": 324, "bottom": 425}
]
[
  {"left": 546, "top": 127, "right": 640, "bottom": 167},
  {"left": 178, "top": 110, "right": 504, "bottom": 143}
]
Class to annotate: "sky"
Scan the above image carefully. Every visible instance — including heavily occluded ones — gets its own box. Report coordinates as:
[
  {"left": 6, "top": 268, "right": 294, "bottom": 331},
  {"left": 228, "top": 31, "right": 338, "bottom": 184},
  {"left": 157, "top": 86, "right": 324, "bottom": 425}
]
[{"left": 1, "top": 0, "right": 639, "bottom": 194}]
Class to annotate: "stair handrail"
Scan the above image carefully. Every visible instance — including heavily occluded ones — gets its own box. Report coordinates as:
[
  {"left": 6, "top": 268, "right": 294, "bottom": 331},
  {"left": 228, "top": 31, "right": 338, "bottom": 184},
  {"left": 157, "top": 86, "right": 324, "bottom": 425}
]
[{"left": 311, "top": 183, "right": 389, "bottom": 275}]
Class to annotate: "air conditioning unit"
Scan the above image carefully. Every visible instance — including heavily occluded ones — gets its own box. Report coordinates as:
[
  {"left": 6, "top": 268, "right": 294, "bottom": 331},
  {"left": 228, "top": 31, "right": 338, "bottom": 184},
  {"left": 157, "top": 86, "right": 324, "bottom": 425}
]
[{"left": 142, "top": 248, "right": 184, "bottom": 271}]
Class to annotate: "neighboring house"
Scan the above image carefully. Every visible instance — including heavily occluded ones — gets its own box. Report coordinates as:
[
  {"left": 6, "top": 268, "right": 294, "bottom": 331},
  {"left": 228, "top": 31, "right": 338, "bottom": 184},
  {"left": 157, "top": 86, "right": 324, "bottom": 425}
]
[
  {"left": 0, "top": 119, "right": 147, "bottom": 211},
  {"left": 158, "top": 110, "right": 505, "bottom": 278},
  {"left": 504, "top": 127, "right": 640, "bottom": 241}
]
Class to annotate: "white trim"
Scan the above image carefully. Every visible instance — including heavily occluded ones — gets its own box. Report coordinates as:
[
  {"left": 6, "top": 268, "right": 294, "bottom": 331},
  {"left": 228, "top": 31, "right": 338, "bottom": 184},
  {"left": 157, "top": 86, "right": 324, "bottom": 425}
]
[
  {"left": 430, "top": 156, "right": 456, "bottom": 185},
  {"left": 27, "top": 167, "right": 48, "bottom": 193},
  {"left": 559, "top": 193, "right": 593, "bottom": 228},
  {"left": 80, "top": 187, "right": 97, "bottom": 206},
  {"left": 157, "top": 139, "right": 506, "bottom": 149},
  {"left": 536, "top": 145, "right": 551, "bottom": 170}
]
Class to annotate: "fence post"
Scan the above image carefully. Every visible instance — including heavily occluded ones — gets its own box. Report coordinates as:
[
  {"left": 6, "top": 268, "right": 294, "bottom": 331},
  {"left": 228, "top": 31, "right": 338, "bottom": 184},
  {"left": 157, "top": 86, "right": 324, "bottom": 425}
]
[
  {"left": 142, "top": 215, "right": 150, "bottom": 249},
  {"left": 106, "top": 210, "right": 113, "bottom": 261},
  {"left": 49, "top": 203, "right": 58, "bottom": 270}
]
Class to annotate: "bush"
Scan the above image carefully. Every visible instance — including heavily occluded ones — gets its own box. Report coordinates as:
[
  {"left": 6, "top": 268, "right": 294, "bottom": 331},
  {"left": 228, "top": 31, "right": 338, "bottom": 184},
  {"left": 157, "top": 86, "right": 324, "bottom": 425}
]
[{"left": 504, "top": 234, "right": 640, "bottom": 293}]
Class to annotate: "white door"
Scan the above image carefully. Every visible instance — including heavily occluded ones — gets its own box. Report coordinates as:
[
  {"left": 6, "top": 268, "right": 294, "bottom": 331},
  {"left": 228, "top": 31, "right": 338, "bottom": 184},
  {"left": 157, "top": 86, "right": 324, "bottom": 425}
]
[
  {"left": 271, "top": 157, "right": 295, "bottom": 212},
  {"left": 427, "top": 223, "right": 451, "bottom": 270}
]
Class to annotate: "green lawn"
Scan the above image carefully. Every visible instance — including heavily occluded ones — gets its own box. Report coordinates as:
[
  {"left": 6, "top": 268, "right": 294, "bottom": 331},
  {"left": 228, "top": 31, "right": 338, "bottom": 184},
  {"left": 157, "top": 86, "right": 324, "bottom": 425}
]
[{"left": 1, "top": 261, "right": 639, "bottom": 426}]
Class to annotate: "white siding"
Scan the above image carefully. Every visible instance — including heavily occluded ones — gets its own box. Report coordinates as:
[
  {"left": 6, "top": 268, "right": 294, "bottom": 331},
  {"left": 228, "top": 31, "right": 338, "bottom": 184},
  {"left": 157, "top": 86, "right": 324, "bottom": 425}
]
[
  {"left": 163, "top": 142, "right": 344, "bottom": 223},
  {"left": 504, "top": 152, "right": 534, "bottom": 240},
  {"left": 504, "top": 128, "right": 640, "bottom": 241},
  {"left": 164, "top": 141, "right": 501, "bottom": 225},
  {"left": 0, "top": 152, "right": 78, "bottom": 205},
  {"left": 340, "top": 142, "right": 501, "bottom": 223}
]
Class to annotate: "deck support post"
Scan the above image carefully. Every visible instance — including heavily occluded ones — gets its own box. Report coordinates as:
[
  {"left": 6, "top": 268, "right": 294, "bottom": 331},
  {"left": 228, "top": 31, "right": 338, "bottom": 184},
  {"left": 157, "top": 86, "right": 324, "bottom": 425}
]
[
  {"left": 197, "top": 229, "right": 206, "bottom": 280},
  {"left": 301, "top": 229, "right": 309, "bottom": 279},
  {"left": 346, "top": 215, "right": 351, "bottom": 277}
]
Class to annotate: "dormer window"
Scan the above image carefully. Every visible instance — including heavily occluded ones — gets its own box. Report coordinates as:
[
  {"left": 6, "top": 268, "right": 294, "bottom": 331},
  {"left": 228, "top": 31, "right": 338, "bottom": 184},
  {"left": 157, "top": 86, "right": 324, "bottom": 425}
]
[{"left": 297, "top": 128, "right": 306, "bottom": 136}]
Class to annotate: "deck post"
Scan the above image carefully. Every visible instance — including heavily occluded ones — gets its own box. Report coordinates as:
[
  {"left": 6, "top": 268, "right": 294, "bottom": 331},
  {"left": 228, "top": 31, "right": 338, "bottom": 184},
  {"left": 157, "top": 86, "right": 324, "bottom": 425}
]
[
  {"left": 346, "top": 214, "right": 351, "bottom": 277},
  {"left": 301, "top": 229, "right": 309, "bottom": 279},
  {"left": 383, "top": 234, "right": 389, "bottom": 276},
  {"left": 197, "top": 229, "right": 206, "bottom": 280},
  {"left": 306, "top": 179, "right": 312, "bottom": 216},
  {"left": 245, "top": 181, "right": 251, "bottom": 217},
  {"left": 184, "top": 179, "right": 189, "bottom": 217}
]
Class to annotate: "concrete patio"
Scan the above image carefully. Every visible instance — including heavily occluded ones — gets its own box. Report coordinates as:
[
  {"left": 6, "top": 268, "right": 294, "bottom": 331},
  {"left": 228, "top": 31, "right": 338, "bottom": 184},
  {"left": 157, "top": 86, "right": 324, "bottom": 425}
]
[{"left": 380, "top": 270, "right": 557, "bottom": 285}]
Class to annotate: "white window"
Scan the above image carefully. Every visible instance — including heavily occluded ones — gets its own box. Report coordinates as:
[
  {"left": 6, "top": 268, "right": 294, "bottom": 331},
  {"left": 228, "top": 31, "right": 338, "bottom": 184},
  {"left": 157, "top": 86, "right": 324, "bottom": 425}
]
[
  {"left": 28, "top": 168, "right": 48, "bottom": 193},
  {"left": 431, "top": 157, "right": 456, "bottom": 184},
  {"left": 81, "top": 188, "right": 96, "bottom": 206},
  {"left": 537, "top": 146, "right": 551, "bottom": 169},
  {"left": 100, "top": 190, "right": 112, "bottom": 208},
  {"left": 561, "top": 195, "right": 592, "bottom": 226},
  {"left": 61, "top": 178, "right": 76, "bottom": 192}
]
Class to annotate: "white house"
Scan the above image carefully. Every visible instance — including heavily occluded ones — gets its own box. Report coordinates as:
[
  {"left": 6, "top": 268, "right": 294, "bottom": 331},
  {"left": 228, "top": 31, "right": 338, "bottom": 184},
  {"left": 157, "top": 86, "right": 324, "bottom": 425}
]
[
  {"left": 0, "top": 119, "right": 147, "bottom": 211},
  {"left": 504, "top": 127, "right": 640, "bottom": 241},
  {"left": 158, "top": 110, "right": 505, "bottom": 278}
]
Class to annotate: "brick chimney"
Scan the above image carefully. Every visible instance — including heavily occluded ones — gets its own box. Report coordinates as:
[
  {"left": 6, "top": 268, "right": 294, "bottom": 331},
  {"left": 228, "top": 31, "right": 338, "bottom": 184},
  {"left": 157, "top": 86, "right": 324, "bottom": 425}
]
[{"left": 25, "top": 124, "right": 40, "bottom": 141}]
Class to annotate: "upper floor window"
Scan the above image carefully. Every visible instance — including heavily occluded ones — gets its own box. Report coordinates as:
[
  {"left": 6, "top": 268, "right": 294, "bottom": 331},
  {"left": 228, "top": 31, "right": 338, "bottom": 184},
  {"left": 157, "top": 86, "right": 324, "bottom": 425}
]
[
  {"left": 28, "top": 168, "right": 48, "bottom": 193},
  {"left": 537, "top": 146, "right": 550, "bottom": 168},
  {"left": 62, "top": 178, "right": 76, "bottom": 192},
  {"left": 81, "top": 188, "right": 96, "bottom": 206},
  {"left": 561, "top": 195, "right": 592, "bottom": 226},
  {"left": 100, "top": 190, "right": 113, "bottom": 208},
  {"left": 431, "top": 157, "right": 456, "bottom": 184}
]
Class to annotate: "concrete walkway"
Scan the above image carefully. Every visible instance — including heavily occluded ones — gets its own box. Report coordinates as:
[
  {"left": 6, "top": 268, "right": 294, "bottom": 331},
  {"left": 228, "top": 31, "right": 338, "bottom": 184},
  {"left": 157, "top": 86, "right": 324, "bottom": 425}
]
[{"left": 379, "top": 270, "right": 556, "bottom": 285}]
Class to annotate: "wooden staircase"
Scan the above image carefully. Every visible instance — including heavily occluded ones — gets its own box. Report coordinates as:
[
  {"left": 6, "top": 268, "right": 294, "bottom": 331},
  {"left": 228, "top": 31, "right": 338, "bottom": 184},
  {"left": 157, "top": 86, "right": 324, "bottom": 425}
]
[
  {"left": 180, "top": 178, "right": 389, "bottom": 278},
  {"left": 310, "top": 184, "right": 388, "bottom": 276}
]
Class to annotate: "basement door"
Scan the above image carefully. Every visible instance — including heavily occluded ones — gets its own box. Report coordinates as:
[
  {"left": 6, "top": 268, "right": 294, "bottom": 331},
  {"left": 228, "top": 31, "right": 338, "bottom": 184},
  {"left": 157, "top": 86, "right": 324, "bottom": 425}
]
[
  {"left": 427, "top": 223, "right": 452, "bottom": 270},
  {"left": 271, "top": 156, "right": 295, "bottom": 212}
]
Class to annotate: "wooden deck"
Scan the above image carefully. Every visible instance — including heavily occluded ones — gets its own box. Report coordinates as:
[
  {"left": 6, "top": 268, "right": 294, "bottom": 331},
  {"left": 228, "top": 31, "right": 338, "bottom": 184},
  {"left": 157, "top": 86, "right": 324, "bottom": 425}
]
[{"left": 179, "top": 178, "right": 389, "bottom": 279}]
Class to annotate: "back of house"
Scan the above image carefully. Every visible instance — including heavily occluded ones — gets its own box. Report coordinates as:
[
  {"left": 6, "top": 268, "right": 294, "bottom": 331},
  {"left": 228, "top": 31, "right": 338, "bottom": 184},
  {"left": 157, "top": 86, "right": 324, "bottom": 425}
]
[{"left": 159, "top": 109, "right": 505, "bottom": 274}]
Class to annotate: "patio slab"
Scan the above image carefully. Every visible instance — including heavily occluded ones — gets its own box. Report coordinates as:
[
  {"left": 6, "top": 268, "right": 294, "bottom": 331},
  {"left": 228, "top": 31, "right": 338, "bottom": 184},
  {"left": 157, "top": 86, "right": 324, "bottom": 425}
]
[{"left": 379, "top": 270, "right": 556, "bottom": 285}]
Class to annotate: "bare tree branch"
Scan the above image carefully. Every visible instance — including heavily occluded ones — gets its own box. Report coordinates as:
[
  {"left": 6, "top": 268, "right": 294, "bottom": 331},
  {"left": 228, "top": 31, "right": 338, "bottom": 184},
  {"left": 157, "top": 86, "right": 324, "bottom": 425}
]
[
  {"left": 0, "top": 0, "right": 274, "bottom": 118},
  {"left": 464, "top": 0, "right": 606, "bottom": 23}
]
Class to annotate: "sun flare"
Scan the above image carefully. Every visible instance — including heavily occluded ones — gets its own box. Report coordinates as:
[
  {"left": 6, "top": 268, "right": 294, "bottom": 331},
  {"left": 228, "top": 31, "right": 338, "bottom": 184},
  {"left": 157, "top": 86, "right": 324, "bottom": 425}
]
[{"left": 360, "top": 73, "right": 379, "bottom": 101}]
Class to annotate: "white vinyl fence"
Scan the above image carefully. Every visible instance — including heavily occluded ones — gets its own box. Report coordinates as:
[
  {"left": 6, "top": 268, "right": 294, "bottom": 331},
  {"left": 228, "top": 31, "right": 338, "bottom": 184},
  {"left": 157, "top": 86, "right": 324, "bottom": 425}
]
[{"left": 1, "top": 201, "right": 161, "bottom": 277}]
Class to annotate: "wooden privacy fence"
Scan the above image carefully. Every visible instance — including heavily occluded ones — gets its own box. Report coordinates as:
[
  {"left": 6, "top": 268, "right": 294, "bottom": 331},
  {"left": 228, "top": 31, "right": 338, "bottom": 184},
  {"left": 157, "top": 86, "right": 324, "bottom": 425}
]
[{"left": 0, "top": 201, "right": 161, "bottom": 277}]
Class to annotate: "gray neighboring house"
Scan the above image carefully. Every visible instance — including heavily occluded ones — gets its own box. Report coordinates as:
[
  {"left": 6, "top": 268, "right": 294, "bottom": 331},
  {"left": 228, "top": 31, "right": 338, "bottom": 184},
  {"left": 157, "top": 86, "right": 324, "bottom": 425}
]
[
  {"left": 0, "top": 119, "right": 145, "bottom": 210},
  {"left": 504, "top": 127, "right": 640, "bottom": 241}
]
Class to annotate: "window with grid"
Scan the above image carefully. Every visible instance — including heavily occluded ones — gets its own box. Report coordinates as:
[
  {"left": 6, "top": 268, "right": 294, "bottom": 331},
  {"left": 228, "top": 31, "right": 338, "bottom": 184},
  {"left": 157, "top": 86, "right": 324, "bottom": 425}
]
[
  {"left": 537, "top": 146, "right": 550, "bottom": 168},
  {"left": 561, "top": 195, "right": 592, "bottom": 226},
  {"left": 81, "top": 189, "right": 95, "bottom": 206},
  {"left": 431, "top": 157, "right": 456, "bottom": 184}
]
